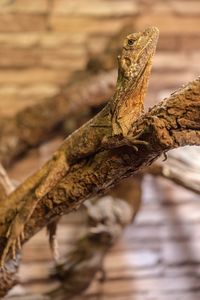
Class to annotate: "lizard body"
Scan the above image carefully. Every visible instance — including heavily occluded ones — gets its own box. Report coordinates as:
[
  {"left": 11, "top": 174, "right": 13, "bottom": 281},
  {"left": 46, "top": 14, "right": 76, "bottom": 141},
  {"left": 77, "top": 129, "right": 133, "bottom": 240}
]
[{"left": 0, "top": 27, "right": 159, "bottom": 266}]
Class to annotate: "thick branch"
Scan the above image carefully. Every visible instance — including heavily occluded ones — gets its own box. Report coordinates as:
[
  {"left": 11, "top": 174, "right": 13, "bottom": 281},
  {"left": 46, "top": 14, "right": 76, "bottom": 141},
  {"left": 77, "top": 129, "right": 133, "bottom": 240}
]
[{"left": 0, "top": 77, "right": 199, "bottom": 251}]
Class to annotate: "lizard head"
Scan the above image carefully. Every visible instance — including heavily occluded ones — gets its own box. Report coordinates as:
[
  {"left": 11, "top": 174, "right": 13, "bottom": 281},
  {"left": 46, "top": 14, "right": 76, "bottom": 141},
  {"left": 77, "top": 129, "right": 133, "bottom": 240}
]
[
  {"left": 117, "top": 26, "right": 159, "bottom": 82},
  {"left": 111, "top": 27, "right": 159, "bottom": 136}
]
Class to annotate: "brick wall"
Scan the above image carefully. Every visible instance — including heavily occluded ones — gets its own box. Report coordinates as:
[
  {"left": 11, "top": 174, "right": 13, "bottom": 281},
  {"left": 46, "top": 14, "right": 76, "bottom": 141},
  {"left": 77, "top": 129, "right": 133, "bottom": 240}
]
[{"left": 0, "top": 0, "right": 199, "bottom": 116}]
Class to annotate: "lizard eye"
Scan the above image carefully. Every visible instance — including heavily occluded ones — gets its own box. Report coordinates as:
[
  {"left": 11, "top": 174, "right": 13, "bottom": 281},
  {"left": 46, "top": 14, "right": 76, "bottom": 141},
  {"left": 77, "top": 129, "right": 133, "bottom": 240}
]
[{"left": 127, "top": 39, "right": 134, "bottom": 46}]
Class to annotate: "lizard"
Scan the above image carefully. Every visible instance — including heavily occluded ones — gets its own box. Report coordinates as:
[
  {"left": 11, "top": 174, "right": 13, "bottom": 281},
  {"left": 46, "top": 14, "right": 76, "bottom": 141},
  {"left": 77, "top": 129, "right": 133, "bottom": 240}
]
[{"left": 0, "top": 26, "right": 159, "bottom": 267}]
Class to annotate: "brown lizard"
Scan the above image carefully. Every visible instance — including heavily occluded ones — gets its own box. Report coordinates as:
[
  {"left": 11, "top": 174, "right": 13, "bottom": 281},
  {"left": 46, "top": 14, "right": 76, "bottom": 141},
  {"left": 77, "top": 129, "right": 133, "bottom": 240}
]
[{"left": 0, "top": 27, "right": 159, "bottom": 267}]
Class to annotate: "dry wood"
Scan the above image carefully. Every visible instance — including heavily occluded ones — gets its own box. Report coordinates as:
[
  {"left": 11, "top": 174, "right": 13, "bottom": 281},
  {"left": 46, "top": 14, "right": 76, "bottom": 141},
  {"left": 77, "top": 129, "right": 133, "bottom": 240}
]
[
  {"left": 0, "top": 76, "right": 199, "bottom": 297},
  {"left": 44, "top": 148, "right": 200, "bottom": 299},
  {"left": 4, "top": 177, "right": 142, "bottom": 300},
  {"left": 4, "top": 77, "right": 198, "bottom": 240},
  {"left": 1, "top": 79, "right": 200, "bottom": 295},
  {"left": 46, "top": 147, "right": 200, "bottom": 299}
]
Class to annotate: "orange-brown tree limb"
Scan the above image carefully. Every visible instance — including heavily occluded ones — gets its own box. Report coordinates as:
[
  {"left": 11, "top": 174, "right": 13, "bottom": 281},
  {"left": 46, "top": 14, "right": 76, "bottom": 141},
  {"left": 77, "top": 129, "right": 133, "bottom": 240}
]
[
  {"left": 2, "top": 77, "right": 198, "bottom": 240},
  {"left": 0, "top": 75, "right": 199, "bottom": 297}
]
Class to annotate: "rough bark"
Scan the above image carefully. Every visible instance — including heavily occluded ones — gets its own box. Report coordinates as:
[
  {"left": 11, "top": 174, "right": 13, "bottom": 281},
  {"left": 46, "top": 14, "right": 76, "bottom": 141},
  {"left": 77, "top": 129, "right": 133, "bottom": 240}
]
[
  {"left": 0, "top": 77, "right": 199, "bottom": 276},
  {"left": 0, "top": 73, "right": 199, "bottom": 298},
  {"left": 46, "top": 148, "right": 200, "bottom": 299},
  {"left": 4, "top": 147, "right": 200, "bottom": 300},
  {"left": 0, "top": 77, "right": 199, "bottom": 297}
]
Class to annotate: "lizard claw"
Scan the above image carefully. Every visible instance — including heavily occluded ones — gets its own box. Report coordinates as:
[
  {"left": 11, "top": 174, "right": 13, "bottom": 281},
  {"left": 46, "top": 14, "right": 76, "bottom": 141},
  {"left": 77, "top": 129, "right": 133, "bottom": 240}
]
[
  {"left": 0, "top": 214, "right": 25, "bottom": 267},
  {"left": 126, "top": 129, "right": 149, "bottom": 151}
]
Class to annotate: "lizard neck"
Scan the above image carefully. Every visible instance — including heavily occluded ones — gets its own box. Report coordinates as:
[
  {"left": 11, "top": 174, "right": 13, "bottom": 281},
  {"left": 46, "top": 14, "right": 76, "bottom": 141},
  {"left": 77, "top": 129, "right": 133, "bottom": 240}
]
[
  {"left": 111, "top": 59, "right": 153, "bottom": 136},
  {"left": 109, "top": 26, "right": 159, "bottom": 137}
]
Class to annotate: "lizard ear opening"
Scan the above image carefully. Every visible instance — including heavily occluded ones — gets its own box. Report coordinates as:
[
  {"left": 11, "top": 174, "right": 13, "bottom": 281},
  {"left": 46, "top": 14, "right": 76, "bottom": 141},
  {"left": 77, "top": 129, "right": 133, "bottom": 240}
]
[{"left": 120, "top": 56, "right": 132, "bottom": 78}]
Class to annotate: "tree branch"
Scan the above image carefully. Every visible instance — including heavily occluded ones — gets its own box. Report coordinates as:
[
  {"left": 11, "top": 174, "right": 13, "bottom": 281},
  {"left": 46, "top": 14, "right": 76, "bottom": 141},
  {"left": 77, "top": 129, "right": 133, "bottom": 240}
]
[{"left": 0, "top": 77, "right": 199, "bottom": 271}]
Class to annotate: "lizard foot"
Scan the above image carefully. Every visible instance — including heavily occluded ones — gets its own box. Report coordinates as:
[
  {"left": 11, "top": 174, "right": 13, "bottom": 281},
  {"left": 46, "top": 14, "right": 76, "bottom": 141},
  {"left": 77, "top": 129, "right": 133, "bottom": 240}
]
[
  {"left": 126, "top": 129, "right": 149, "bottom": 152},
  {"left": 0, "top": 214, "right": 25, "bottom": 268}
]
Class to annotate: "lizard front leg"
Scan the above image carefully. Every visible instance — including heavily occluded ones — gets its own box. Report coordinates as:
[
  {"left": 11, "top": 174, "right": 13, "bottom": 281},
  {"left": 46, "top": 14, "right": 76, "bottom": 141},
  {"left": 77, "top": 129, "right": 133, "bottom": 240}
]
[
  {"left": 125, "top": 128, "right": 149, "bottom": 151},
  {"left": 107, "top": 127, "right": 149, "bottom": 152}
]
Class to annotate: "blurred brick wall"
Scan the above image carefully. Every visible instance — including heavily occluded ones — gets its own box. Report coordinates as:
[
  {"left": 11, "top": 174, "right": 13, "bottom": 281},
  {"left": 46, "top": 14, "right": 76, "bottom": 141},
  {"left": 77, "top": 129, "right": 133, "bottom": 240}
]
[{"left": 0, "top": 0, "right": 199, "bottom": 116}]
